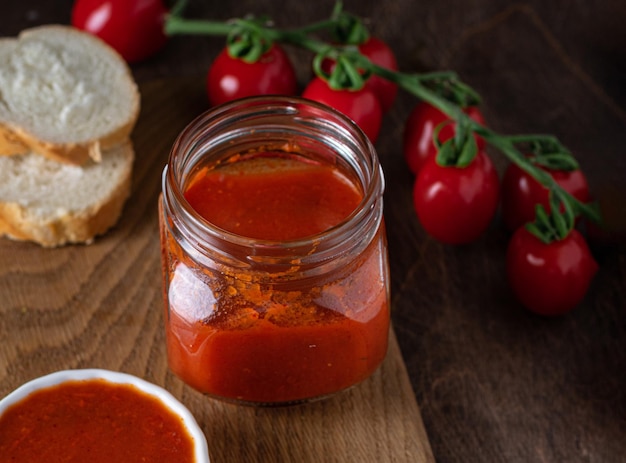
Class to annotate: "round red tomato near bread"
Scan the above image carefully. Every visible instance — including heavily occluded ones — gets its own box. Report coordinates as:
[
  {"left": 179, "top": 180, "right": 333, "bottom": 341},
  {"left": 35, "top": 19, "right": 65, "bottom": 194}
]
[{"left": 71, "top": 0, "right": 168, "bottom": 62}]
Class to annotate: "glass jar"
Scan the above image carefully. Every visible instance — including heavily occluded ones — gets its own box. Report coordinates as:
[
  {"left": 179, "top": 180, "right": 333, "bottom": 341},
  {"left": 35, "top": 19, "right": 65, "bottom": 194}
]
[{"left": 159, "top": 96, "right": 390, "bottom": 406}]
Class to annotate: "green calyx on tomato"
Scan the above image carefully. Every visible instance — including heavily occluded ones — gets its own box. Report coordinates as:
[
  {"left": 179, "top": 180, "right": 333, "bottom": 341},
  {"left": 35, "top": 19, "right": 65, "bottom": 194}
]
[
  {"left": 226, "top": 17, "right": 275, "bottom": 63},
  {"left": 312, "top": 48, "right": 370, "bottom": 91},
  {"left": 312, "top": 36, "right": 399, "bottom": 112},
  {"left": 433, "top": 116, "right": 479, "bottom": 168},
  {"left": 525, "top": 190, "right": 577, "bottom": 244}
]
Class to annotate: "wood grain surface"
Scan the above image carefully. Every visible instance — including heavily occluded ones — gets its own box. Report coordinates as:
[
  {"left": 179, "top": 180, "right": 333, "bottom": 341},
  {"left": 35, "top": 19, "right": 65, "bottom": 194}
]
[
  {"left": 0, "top": 77, "right": 434, "bottom": 463},
  {"left": 1, "top": 1, "right": 626, "bottom": 462}
]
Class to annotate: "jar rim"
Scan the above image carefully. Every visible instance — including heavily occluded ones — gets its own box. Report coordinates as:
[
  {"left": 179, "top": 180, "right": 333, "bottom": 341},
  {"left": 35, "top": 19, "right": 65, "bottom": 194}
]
[{"left": 163, "top": 95, "right": 385, "bottom": 256}]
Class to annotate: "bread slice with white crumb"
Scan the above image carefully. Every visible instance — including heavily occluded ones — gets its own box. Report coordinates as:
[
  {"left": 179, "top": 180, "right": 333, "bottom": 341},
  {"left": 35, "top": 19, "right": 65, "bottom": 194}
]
[
  {"left": 0, "top": 142, "right": 134, "bottom": 247},
  {"left": 0, "top": 25, "right": 140, "bottom": 165}
]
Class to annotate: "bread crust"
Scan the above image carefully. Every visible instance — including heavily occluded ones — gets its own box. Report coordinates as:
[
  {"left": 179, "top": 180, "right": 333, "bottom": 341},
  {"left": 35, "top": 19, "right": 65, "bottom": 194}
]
[{"left": 0, "top": 119, "right": 138, "bottom": 165}]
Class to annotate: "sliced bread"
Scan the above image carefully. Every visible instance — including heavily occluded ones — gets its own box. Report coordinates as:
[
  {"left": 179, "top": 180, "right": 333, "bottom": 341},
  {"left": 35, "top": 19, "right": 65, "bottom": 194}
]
[
  {"left": 0, "top": 25, "right": 140, "bottom": 165},
  {"left": 0, "top": 142, "right": 134, "bottom": 247}
]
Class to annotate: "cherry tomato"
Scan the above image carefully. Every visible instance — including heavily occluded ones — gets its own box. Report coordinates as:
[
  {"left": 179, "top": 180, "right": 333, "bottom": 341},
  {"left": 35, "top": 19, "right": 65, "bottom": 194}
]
[
  {"left": 302, "top": 76, "right": 382, "bottom": 143},
  {"left": 506, "top": 227, "right": 598, "bottom": 315},
  {"left": 321, "top": 37, "right": 398, "bottom": 113},
  {"left": 206, "top": 44, "right": 298, "bottom": 107},
  {"left": 403, "top": 102, "right": 486, "bottom": 175},
  {"left": 413, "top": 151, "right": 500, "bottom": 244},
  {"left": 71, "top": 0, "right": 168, "bottom": 63},
  {"left": 501, "top": 162, "right": 591, "bottom": 232}
]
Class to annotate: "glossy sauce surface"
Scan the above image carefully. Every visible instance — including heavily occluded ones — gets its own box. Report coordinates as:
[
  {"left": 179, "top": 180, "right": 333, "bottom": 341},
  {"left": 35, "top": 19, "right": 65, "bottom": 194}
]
[
  {"left": 0, "top": 379, "right": 196, "bottom": 462},
  {"left": 184, "top": 154, "right": 362, "bottom": 240}
]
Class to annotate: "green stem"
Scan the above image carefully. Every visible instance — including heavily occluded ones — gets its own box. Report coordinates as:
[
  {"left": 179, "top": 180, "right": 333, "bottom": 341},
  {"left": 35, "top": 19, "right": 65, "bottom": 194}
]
[
  {"left": 505, "top": 134, "right": 561, "bottom": 145},
  {"left": 165, "top": 16, "right": 235, "bottom": 36},
  {"left": 380, "top": 69, "right": 469, "bottom": 126},
  {"left": 273, "top": 29, "right": 330, "bottom": 54},
  {"left": 290, "top": 19, "right": 339, "bottom": 35}
]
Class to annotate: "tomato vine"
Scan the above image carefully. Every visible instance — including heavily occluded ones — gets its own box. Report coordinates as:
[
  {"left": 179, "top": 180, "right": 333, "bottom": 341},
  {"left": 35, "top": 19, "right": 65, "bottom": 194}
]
[{"left": 164, "top": 0, "right": 602, "bottom": 244}]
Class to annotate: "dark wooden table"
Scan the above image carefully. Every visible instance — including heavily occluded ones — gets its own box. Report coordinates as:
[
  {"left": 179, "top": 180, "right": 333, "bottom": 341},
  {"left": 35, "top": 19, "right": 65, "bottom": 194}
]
[{"left": 2, "top": 1, "right": 625, "bottom": 462}]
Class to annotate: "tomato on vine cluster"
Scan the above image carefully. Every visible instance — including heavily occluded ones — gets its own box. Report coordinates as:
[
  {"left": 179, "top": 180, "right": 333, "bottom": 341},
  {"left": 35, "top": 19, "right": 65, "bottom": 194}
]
[{"left": 402, "top": 96, "right": 598, "bottom": 315}]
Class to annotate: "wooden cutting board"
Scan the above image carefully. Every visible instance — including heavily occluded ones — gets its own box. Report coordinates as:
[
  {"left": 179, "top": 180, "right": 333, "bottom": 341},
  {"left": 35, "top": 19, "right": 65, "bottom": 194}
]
[{"left": 0, "top": 77, "right": 434, "bottom": 463}]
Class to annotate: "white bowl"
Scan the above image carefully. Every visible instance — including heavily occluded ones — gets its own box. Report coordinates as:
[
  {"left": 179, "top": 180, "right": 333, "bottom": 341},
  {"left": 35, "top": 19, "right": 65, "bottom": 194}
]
[{"left": 0, "top": 368, "right": 210, "bottom": 462}]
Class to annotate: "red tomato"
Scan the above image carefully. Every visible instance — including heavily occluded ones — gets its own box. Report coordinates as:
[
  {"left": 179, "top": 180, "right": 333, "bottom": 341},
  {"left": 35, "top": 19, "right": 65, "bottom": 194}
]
[
  {"left": 501, "top": 162, "right": 591, "bottom": 232},
  {"left": 412, "top": 150, "right": 499, "bottom": 244},
  {"left": 506, "top": 227, "right": 598, "bottom": 315},
  {"left": 321, "top": 37, "right": 398, "bottom": 113},
  {"left": 403, "top": 102, "right": 486, "bottom": 175},
  {"left": 207, "top": 44, "right": 298, "bottom": 107},
  {"left": 302, "top": 76, "right": 382, "bottom": 143},
  {"left": 71, "top": 0, "right": 168, "bottom": 63}
]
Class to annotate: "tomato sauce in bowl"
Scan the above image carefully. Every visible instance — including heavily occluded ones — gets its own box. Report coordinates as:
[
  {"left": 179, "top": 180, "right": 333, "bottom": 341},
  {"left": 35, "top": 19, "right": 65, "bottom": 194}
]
[{"left": 0, "top": 369, "right": 209, "bottom": 463}]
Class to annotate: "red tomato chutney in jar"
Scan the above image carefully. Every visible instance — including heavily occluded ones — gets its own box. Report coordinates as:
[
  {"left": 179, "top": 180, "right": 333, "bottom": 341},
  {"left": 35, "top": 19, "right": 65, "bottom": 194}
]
[{"left": 159, "top": 97, "right": 390, "bottom": 405}]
